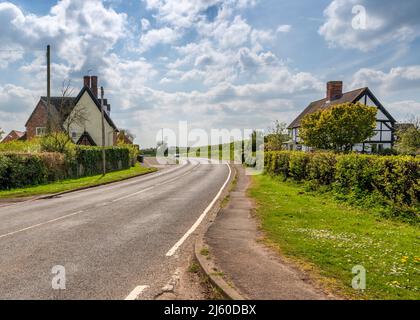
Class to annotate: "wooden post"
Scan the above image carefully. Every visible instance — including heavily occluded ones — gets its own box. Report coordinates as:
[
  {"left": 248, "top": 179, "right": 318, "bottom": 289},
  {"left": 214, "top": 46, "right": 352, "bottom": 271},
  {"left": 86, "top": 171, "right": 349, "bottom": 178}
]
[
  {"left": 101, "top": 86, "right": 106, "bottom": 175},
  {"left": 46, "top": 45, "right": 51, "bottom": 132}
]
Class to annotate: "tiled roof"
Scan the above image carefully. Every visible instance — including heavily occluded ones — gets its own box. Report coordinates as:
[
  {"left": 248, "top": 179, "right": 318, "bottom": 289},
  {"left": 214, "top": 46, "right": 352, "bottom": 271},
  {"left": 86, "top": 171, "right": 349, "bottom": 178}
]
[{"left": 288, "top": 87, "right": 367, "bottom": 129}]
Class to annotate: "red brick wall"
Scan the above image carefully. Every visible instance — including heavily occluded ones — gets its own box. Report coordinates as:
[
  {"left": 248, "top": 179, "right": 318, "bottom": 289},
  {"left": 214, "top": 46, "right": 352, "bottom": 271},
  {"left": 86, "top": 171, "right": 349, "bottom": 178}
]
[{"left": 26, "top": 100, "right": 48, "bottom": 140}]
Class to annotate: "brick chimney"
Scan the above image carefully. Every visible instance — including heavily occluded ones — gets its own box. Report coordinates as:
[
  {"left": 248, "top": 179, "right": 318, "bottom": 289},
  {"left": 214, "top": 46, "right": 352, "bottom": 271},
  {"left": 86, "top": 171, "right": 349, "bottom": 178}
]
[
  {"left": 326, "top": 81, "right": 343, "bottom": 101},
  {"left": 90, "top": 75, "right": 98, "bottom": 98},
  {"left": 83, "top": 76, "right": 91, "bottom": 88}
]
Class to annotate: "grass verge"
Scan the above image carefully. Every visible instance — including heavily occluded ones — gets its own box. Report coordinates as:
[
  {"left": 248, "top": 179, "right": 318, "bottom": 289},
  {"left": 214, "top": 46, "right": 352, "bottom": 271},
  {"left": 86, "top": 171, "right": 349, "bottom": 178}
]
[
  {"left": 249, "top": 174, "right": 420, "bottom": 300},
  {"left": 0, "top": 163, "right": 157, "bottom": 199}
]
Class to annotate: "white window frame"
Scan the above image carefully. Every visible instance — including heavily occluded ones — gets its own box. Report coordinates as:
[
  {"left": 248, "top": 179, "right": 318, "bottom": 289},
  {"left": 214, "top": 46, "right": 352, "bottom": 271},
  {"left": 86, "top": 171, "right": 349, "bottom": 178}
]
[{"left": 36, "top": 127, "right": 47, "bottom": 137}]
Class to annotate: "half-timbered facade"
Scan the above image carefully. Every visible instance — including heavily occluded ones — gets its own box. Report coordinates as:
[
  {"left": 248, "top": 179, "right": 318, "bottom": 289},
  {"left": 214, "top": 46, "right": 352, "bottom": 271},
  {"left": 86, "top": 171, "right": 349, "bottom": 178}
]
[{"left": 287, "top": 81, "right": 396, "bottom": 153}]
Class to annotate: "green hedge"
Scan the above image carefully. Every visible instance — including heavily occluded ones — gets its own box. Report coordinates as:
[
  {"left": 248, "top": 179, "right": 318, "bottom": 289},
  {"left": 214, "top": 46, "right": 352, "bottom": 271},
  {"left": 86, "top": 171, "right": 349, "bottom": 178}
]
[
  {"left": 0, "top": 152, "right": 66, "bottom": 190},
  {"left": 265, "top": 151, "right": 420, "bottom": 210},
  {"left": 72, "top": 146, "right": 130, "bottom": 176},
  {"left": 0, "top": 146, "right": 134, "bottom": 190}
]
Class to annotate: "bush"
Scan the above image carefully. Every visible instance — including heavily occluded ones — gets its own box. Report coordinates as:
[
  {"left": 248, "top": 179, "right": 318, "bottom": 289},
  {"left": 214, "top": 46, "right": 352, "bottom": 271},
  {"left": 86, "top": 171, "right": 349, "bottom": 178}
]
[
  {"left": 73, "top": 146, "right": 130, "bottom": 176},
  {"left": 307, "top": 152, "right": 336, "bottom": 186},
  {"left": 0, "top": 139, "right": 41, "bottom": 153},
  {"left": 264, "top": 151, "right": 420, "bottom": 220},
  {"left": 0, "top": 152, "right": 65, "bottom": 190},
  {"left": 0, "top": 145, "right": 134, "bottom": 190},
  {"left": 40, "top": 132, "right": 76, "bottom": 157}
]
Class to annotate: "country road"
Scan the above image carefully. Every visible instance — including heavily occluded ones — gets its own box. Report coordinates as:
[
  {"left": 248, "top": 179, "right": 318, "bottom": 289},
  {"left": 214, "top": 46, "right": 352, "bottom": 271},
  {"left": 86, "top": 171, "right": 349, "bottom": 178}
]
[{"left": 0, "top": 158, "right": 230, "bottom": 300}]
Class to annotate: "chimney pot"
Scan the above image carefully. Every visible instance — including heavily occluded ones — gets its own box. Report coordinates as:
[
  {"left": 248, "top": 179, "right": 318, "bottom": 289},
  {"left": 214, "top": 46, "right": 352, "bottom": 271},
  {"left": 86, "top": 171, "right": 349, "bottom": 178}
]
[
  {"left": 83, "top": 76, "right": 91, "bottom": 88},
  {"left": 327, "top": 81, "right": 343, "bottom": 101},
  {"left": 91, "top": 75, "right": 98, "bottom": 98}
]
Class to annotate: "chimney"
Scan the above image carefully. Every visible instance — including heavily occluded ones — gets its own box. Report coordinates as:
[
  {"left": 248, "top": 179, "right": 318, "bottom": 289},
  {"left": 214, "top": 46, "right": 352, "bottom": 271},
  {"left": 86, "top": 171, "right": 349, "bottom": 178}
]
[
  {"left": 106, "top": 103, "right": 111, "bottom": 114},
  {"left": 326, "top": 81, "right": 343, "bottom": 101},
  {"left": 83, "top": 76, "right": 91, "bottom": 88},
  {"left": 90, "top": 75, "right": 98, "bottom": 98}
]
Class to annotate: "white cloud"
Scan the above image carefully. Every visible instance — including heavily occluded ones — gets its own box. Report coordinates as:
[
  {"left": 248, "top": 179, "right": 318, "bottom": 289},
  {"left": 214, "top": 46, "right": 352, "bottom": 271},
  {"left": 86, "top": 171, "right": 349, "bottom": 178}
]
[
  {"left": 319, "top": 0, "right": 420, "bottom": 51},
  {"left": 139, "top": 27, "right": 180, "bottom": 52},
  {"left": 141, "top": 18, "right": 151, "bottom": 30},
  {"left": 0, "top": 0, "right": 127, "bottom": 71},
  {"left": 276, "top": 24, "right": 291, "bottom": 33},
  {"left": 351, "top": 65, "right": 420, "bottom": 93},
  {"left": 387, "top": 100, "right": 420, "bottom": 120}
]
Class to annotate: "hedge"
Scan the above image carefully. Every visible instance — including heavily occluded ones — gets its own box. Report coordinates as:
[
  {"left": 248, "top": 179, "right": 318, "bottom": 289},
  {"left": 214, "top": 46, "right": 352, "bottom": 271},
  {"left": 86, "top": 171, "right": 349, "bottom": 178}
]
[
  {"left": 0, "top": 146, "right": 134, "bottom": 190},
  {"left": 71, "top": 146, "right": 130, "bottom": 177},
  {"left": 0, "top": 152, "right": 66, "bottom": 190},
  {"left": 264, "top": 151, "right": 420, "bottom": 209}
]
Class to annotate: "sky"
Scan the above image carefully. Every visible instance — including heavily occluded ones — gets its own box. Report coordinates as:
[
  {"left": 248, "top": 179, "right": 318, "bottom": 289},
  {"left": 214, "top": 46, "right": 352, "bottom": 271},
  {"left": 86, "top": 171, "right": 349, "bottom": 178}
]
[{"left": 0, "top": 0, "right": 419, "bottom": 147}]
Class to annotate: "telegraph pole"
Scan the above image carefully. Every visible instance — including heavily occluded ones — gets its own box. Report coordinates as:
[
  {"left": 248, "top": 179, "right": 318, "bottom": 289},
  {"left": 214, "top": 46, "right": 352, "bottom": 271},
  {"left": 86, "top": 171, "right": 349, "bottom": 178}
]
[
  {"left": 46, "top": 44, "right": 51, "bottom": 132},
  {"left": 101, "top": 86, "right": 106, "bottom": 175}
]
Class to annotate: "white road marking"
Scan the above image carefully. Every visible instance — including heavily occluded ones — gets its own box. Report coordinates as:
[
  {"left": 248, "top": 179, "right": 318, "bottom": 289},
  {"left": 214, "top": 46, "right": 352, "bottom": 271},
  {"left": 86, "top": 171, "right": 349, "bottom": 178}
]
[
  {"left": 125, "top": 285, "right": 150, "bottom": 300},
  {"left": 111, "top": 186, "right": 155, "bottom": 203},
  {"left": 0, "top": 210, "right": 84, "bottom": 240},
  {"left": 165, "top": 162, "right": 232, "bottom": 257}
]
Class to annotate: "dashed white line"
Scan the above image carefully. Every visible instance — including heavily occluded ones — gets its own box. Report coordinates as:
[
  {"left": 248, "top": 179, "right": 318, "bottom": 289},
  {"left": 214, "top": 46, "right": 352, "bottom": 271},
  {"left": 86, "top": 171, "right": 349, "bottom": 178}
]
[
  {"left": 165, "top": 162, "right": 232, "bottom": 257},
  {"left": 0, "top": 210, "right": 84, "bottom": 240},
  {"left": 111, "top": 186, "right": 155, "bottom": 203},
  {"left": 125, "top": 285, "right": 150, "bottom": 300}
]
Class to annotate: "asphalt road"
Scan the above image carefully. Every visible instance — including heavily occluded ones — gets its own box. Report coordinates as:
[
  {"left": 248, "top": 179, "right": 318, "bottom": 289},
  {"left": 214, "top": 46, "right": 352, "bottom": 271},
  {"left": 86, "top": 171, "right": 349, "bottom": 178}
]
[{"left": 0, "top": 158, "right": 230, "bottom": 299}]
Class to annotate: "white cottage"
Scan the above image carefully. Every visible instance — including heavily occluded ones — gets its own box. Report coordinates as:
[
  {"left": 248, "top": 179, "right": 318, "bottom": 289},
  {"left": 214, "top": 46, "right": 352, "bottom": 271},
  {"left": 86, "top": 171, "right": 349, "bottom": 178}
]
[
  {"left": 287, "top": 81, "right": 396, "bottom": 153},
  {"left": 25, "top": 75, "right": 118, "bottom": 146}
]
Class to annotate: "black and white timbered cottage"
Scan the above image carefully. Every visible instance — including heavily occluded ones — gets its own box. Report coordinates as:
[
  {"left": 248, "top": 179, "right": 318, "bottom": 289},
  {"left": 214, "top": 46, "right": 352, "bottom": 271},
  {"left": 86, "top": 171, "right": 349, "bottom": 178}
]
[{"left": 287, "top": 81, "right": 396, "bottom": 153}]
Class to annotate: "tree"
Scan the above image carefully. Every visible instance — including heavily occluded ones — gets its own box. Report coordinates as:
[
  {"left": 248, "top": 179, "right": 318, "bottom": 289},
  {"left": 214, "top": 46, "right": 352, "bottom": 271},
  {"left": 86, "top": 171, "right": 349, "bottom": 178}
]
[
  {"left": 395, "top": 117, "right": 420, "bottom": 155},
  {"left": 43, "top": 80, "right": 88, "bottom": 154},
  {"left": 265, "top": 121, "right": 289, "bottom": 151},
  {"left": 0, "top": 128, "right": 4, "bottom": 141},
  {"left": 300, "top": 102, "right": 377, "bottom": 152}
]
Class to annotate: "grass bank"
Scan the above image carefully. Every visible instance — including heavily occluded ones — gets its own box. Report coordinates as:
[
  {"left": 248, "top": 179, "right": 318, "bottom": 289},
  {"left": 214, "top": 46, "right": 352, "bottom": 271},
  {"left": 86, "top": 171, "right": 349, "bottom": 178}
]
[
  {"left": 249, "top": 174, "right": 420, "bottom": 300},
  {"left": 0, "top": 163, "right": 157, "bottom": 199}
]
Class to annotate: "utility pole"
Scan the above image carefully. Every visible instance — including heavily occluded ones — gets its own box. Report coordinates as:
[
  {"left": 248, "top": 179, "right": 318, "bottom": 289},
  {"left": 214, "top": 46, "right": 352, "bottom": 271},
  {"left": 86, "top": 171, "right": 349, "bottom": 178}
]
[
  {"left": 46, "top": 44, "right": 51, "bottom": 132},
  {"left": 101, "top": 86, "right": 106, "bottom": 175}
]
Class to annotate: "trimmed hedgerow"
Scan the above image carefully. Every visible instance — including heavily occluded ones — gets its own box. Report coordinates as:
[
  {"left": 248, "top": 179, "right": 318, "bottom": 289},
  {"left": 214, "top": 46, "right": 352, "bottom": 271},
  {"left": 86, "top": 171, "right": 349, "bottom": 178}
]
[
  {"left": 71, "top": 146, "right": 131, "bottom": 177},
  {"left": 0, "top": 146, "right": 135, "bottom": 190},
  {"left": 0, "top": 152, "right": 65, "bottom": 190},
  {"left": 264, "top": 151, "right": 419, "bottom": 220}
]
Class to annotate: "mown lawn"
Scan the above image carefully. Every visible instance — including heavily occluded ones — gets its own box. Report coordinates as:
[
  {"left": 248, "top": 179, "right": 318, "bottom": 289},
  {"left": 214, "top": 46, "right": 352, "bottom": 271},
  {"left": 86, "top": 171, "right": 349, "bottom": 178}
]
[
  {"left": 249, "top": 174, "right": 420, "bottom": 300},
  {"left": 0, "top": 163, "right": 157, "bottom": 199}
]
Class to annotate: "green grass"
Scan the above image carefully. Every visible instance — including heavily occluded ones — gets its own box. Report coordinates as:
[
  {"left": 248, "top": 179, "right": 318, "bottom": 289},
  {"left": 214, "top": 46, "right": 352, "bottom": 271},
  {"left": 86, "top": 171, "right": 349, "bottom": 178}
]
[
  {"left": 249, "top": 174, "right": 420, "bottom": 300},
  {"left": 0, "top": 163, "right": 157, "bottom": 199}
]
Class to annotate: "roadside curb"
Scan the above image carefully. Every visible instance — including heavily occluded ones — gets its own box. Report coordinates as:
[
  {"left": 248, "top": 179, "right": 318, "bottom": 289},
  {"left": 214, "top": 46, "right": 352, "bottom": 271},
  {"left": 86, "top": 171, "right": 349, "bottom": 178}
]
[
  {"left": 0, "top": 166, "right": 158, "bottom": 204},
  {"left": 193, "top": 164, "right": 245, "bottom": 300}
]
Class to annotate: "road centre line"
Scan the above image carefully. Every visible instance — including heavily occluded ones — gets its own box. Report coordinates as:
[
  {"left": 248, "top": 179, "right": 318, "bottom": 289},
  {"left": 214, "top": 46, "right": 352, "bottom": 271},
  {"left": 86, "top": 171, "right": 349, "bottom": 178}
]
[
  {"left": 0, "top": 162, "right": 200, "bottom": 240},
  {"left": 0, "top": 210, "right": 84, "bottom": 240},
  {"left": 165, "top": 163, "right": 232, "bottom": 257}
]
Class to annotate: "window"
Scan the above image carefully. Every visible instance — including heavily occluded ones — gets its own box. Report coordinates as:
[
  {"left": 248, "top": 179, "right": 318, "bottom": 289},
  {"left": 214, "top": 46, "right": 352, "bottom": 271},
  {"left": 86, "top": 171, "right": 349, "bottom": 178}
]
[
  {"left": 36, "top": 127, "right": 46, "bottom": 136},
  {"left": 378, "top": 144, "right": 384, "bottom": 153},
  {"left": 71, "top": 131, "right": 77, "bottom": 139}
]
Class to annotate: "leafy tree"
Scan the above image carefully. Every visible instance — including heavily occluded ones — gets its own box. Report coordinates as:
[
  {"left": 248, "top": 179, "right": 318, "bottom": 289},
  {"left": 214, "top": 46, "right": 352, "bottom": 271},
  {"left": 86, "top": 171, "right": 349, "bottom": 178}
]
[
  {"left": 265, "top": 121, "right": 289, "bottom": 151},
  {"left": 395, "top": 117, "right": 420, "bottom": 155},
  {"left": 300, "top": 102, "right": 377, "bottom": 152},
  {"left": 0, "top": 127, "right": 4, "bottom": 141}
]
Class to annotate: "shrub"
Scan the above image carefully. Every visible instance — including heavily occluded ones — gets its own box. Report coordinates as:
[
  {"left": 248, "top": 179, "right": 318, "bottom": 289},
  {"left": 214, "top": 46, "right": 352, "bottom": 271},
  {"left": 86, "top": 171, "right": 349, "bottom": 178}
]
[
  {"left": 307, "top": 152, "right": 336, "bottom": 186},
  {"left": 74, "top": 146, "right": 130, "bottom": 176},
  {"left": 288, "top": 152, "right": 311, "bottom": 181},
  {"left": 40, "top": 132, "right": 76, "bottom": 157},
  {"left": 264, "top": 151, "right": 420, "bottom": 221},
  {"left": 0, "top": 152, "right": 66, "bottom": 189}
]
